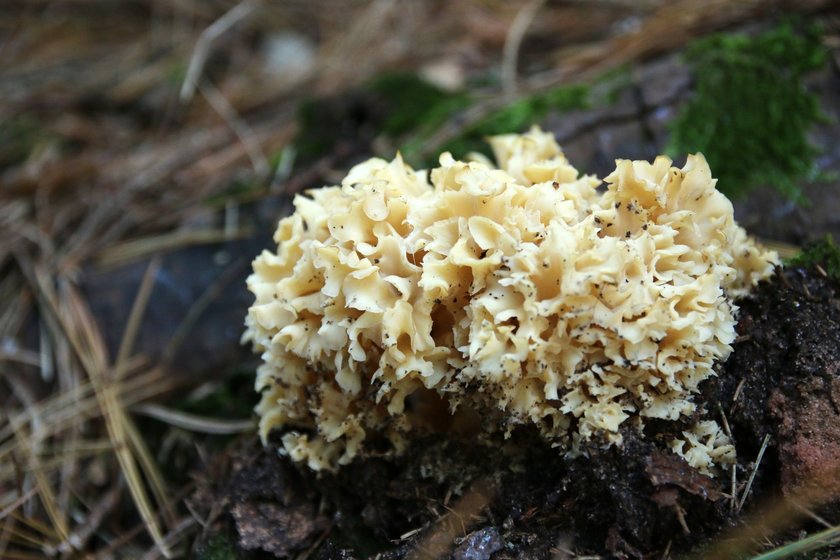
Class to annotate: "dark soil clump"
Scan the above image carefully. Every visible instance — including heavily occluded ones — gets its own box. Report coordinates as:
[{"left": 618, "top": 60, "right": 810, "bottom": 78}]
[{"left": 191, "top": 265, "right": 840, "bottom": 559}]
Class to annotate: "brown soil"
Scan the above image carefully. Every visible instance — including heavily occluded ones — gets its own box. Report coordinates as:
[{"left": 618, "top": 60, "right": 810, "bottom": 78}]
[{"left": 189, "top": 265, "right": 840, "bottom": 559}]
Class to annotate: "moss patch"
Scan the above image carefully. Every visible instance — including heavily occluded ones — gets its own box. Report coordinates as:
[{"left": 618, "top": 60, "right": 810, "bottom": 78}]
[
  {"left": 426, "top": 84, "right": 590, "bottom": 165},
  {"left": 193, "top": 534, "right": 239, "bottom": 560},
  {"left": 0, "top": 114, "right": 52, "bottom": 170},
  {"left": 667, "top": 23, "right": 828, "bottom": 203},
  {"left": 368, "top": 73, "right": 471, "bottom": 138},
  {"left": 786, "top": 235, "right": 840, "bottom": 279},
  {"left": 294, "top": 73, "right": 590, "bottom": 168}
]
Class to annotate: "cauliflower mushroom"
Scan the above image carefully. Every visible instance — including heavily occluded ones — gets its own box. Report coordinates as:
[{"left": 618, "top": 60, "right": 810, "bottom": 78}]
[{"left": 245, "top": 127, "right": 777, "bottom": 473}]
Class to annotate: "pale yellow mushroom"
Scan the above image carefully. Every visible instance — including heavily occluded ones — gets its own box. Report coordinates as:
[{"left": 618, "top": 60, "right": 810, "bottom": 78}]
[{"left": 245, "top": 127, "right": 777, "bottom": 473}]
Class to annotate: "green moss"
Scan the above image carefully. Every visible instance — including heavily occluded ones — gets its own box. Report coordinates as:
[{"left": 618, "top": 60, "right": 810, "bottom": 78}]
[
  {"left": 294, "top": 97, "right": 340, "bottom": 160},
  {"left": 0, "top": 114, "right": 50, "bottom": 170},
  {"left": 293, "top": 73, "right": 469, "bottom": 162},
  {"left": 594, "top": 65, "right": 634, "bottom": 106},
  {"left": 394, "top": 82, "right": 590, "bottom": 167},
  {"left": 667, "top": 23, "right": 827, "bottom": 203},
  {"left": 367, "top": 73, "right": 471, "bottom": 137},
  {"left": 429, "top": 84, "right": 590, "bottom": 165},
  {"left": 785, "top": 235, "right": 840, "bottom": 279},
  {"left": 194, "top": 533, "right": 239, "bottom": 560},
  {"left": 294, "top": 72, "right": 590, "bottom": 168},
  {"left": 177, "top": 367, "right": 256, "bottom": 419}
]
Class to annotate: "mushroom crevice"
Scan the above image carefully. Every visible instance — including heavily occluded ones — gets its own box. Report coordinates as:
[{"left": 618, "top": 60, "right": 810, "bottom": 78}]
[{"left": 245, "top": 128, "right": 777, "bottom": 472}]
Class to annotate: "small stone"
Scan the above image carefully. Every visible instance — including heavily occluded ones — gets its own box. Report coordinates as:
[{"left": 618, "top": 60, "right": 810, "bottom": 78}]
[{"left": 452, "top": 527, "right": 503, "bottom": 560}]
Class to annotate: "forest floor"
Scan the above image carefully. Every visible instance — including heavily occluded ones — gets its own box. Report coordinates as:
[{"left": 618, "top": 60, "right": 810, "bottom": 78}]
[
  {"left": 1, "top": 1, "right": 839, "bottom": 558},
  {"left": 190, "top": 263, "right": 840, "bottom": 559}
]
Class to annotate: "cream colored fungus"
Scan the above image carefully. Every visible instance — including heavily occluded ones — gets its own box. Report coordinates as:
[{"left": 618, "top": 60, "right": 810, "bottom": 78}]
[{"left": 245, "top": 127, "right": 777, "bottom": 473}]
